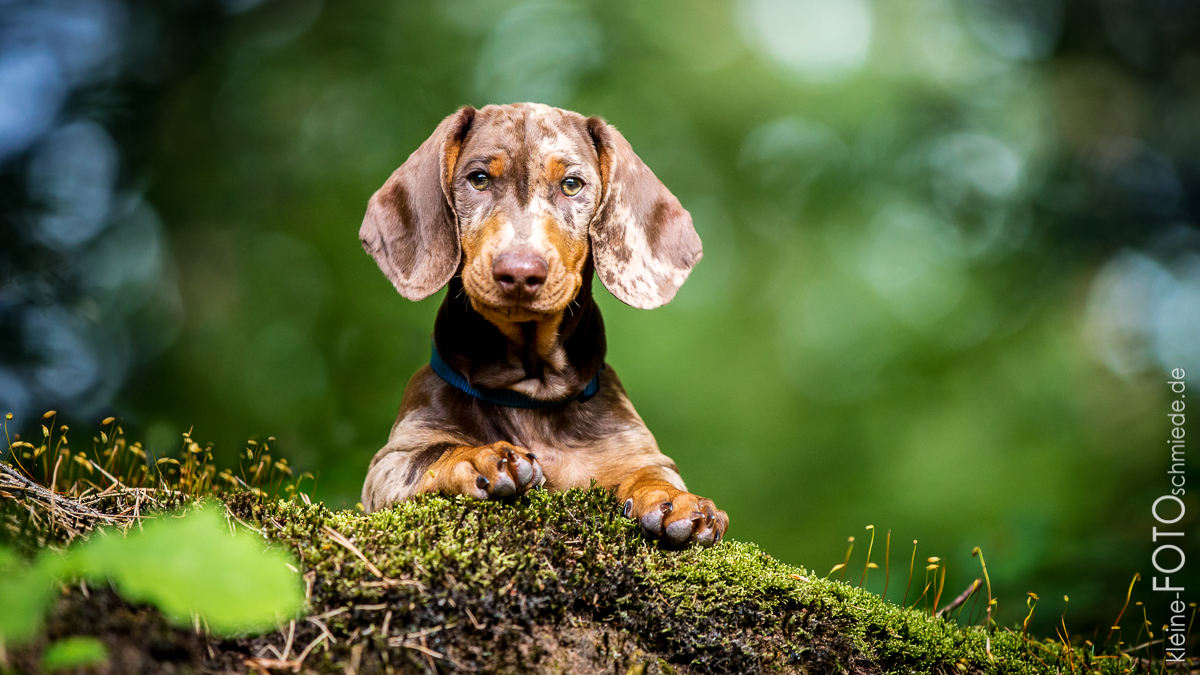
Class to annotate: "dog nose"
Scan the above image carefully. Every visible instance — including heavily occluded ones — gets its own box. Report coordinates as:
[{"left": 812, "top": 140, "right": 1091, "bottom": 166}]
[{"left": 492, "top": 251, "right": 549, "bottom": 297}]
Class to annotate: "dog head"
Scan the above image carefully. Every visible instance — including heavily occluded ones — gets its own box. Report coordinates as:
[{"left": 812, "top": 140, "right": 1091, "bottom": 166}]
[{"left": 360, "top": 103, "right": 701, "bottom": 322}]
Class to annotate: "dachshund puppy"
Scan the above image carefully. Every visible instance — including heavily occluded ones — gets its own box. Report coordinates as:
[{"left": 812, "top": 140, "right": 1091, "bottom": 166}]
[{"left": 359, "top": 103, "right": 727, "bottom": 547}]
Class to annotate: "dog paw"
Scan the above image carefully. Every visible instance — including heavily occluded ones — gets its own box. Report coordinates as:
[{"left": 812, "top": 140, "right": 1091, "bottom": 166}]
[
  {"left": 622, "top": 487, "right": 728, "bottom": 548},
  {"left": 427, "top": 441, "right": 545, "bottom": 500}
]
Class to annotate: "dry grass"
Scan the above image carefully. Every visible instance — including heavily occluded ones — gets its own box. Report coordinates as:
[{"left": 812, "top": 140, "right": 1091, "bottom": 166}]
[{"left": 1, "top": 411, "right": 309, "bottom": 548}]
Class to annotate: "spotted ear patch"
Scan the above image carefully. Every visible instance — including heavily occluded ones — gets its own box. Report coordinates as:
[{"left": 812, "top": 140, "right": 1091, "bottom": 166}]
[
  {"left": 360, "top": 106, "right": 476, "bottom": 301},
  {"left": 586, "top": 118, "right": 701, "bottom": 309}
]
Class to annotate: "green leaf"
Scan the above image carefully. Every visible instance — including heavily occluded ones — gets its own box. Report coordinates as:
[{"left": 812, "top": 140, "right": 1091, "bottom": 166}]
[
  {"left": 42, "top": 636, "right": 108, "bottom": 671},
  {"left": 68, "top": 502, "right": 304, "bottom": 635},
  {"left": 0, "top": 546, "right": 56, "bottom": 643}
]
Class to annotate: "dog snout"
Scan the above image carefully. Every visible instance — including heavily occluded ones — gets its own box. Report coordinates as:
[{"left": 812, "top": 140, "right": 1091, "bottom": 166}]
[{"left": 492, "top": 250, "right": 549, "bottom": 299}]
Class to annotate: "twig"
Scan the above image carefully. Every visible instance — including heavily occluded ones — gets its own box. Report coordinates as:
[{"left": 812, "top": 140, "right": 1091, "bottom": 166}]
[
  {"left": 306, "top": 616, "right": 338, "bottom": 646},
  {"left": 310, "top": 606, "right": 350, "bottom": 621},
  {"left": 292, "top": 633, "right": 327, "bottom": 670},
  {"left": 321, "top": 525, "right": 386, "bottom": 579},
  {"left": 281, "top": 620, "right": 296, "bottom": 660},
  {"left": 347, "top": 643, "right": 364, "bottom": 675},
  {"left": 936, "top": 579, "right": 981, "bottom": 618},
  {"left": 0, "top": 462, "right": 107, "bottom": 519},
  {"left": 389, "top": 640, "right": 444, "bottom": 661},
  {"left": 465, "top": 607, "right": 485, "bottom": 630},
  {"left": 387, "top": 636, "right": 468, "bottom": 671},
  {"left": 244, "top": 657, "right": 300, "bottom": 673}
]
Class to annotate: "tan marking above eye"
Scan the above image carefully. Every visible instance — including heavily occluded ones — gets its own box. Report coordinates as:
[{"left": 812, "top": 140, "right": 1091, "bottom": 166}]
[
  {"left": 541, "top": 157, "right": 568, "bottom": 184},
  {"left": 560, "top": 176, "right": 584, "bottom": 196}
]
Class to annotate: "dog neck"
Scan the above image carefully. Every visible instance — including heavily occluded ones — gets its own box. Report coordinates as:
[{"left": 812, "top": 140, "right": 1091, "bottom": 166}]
[{"left": 432, "top": 272, "right": 606, "bottom": 401}]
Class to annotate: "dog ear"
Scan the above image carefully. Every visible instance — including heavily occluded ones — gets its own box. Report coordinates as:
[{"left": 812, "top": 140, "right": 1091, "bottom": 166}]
[
  {"left": 586, "top": 117, "right": 701, "bottom": 309},
  {"left": 360, "top": 106, "right": 476, "bottom": 301}
]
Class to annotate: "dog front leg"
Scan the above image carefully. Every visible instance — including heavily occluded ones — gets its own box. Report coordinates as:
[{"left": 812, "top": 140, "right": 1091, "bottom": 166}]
[{"left": 362, "top": 441, "right": 544, "bottom": 512}]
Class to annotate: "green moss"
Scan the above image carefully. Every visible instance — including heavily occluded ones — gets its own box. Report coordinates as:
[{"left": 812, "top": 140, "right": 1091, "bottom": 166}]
[
  {"left": 7, "top": 483, "right": 1147, "bottom": 673},
  {"left": 216, "top": 488, "right": 1143, "bottom": 674}
]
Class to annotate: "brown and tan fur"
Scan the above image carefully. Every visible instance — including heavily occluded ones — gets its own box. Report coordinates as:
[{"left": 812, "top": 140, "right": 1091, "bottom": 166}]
[{"left": 359, "top": 103, "right": 727, "bottom": 547}]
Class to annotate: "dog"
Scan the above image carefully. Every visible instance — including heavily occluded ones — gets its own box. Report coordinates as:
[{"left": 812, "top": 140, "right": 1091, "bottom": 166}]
[{"left": 359, "top": 103, "right": 727, "bottom": 547}]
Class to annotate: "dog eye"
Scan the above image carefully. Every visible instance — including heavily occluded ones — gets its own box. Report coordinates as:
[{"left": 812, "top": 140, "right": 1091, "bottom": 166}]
[
  {"left": 560, "top": 176, "right": 583, "bottom": 196},
  {"left": 466, "top": 170, "right": 490, "bottom": 191}
]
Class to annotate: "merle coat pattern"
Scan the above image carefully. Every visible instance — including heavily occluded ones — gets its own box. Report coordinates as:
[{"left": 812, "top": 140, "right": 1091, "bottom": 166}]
[{"left": 359, "top": 103, "right": 727, "bottom": 547}]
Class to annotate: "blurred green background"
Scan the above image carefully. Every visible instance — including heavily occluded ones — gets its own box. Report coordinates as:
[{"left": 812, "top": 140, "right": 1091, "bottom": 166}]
[{"left": 2, "top": 0, "right": 1197, "bottom": 635}]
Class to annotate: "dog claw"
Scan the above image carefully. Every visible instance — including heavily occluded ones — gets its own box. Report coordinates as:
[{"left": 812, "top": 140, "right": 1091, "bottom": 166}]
[
  {"left": 622, "top": 498, "right": 633, "bottom": 518},
  {"left": 476, "top": 475, "right": 490, "bottom": 490}
]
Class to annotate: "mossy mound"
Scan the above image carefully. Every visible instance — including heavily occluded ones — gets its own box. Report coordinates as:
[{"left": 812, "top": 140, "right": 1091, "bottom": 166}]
[
  {"left": 9, "top": 488, "right": 1143, "bottom": 673},
  {"left": 228, "top": 488, "right": 858, "bottom": 673}
]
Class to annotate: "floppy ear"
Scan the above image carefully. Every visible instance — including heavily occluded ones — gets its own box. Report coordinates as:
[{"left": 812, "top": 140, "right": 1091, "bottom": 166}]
[
  {"left": 586, "top": 117, "right": 702, "bottom": 309},
  {"left": 359, "top": 106, "right": 476, "bottom": 301}
]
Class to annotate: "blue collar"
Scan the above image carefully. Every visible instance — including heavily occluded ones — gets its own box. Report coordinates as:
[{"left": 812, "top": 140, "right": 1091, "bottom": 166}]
[{"left": 429, "top": 343, "right": 601, "bottom": 409}]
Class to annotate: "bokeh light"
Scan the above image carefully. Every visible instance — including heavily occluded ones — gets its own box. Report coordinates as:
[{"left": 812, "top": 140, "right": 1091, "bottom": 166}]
[{"left": 738, "top": 0, "right": 873, "bottom": 82}]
